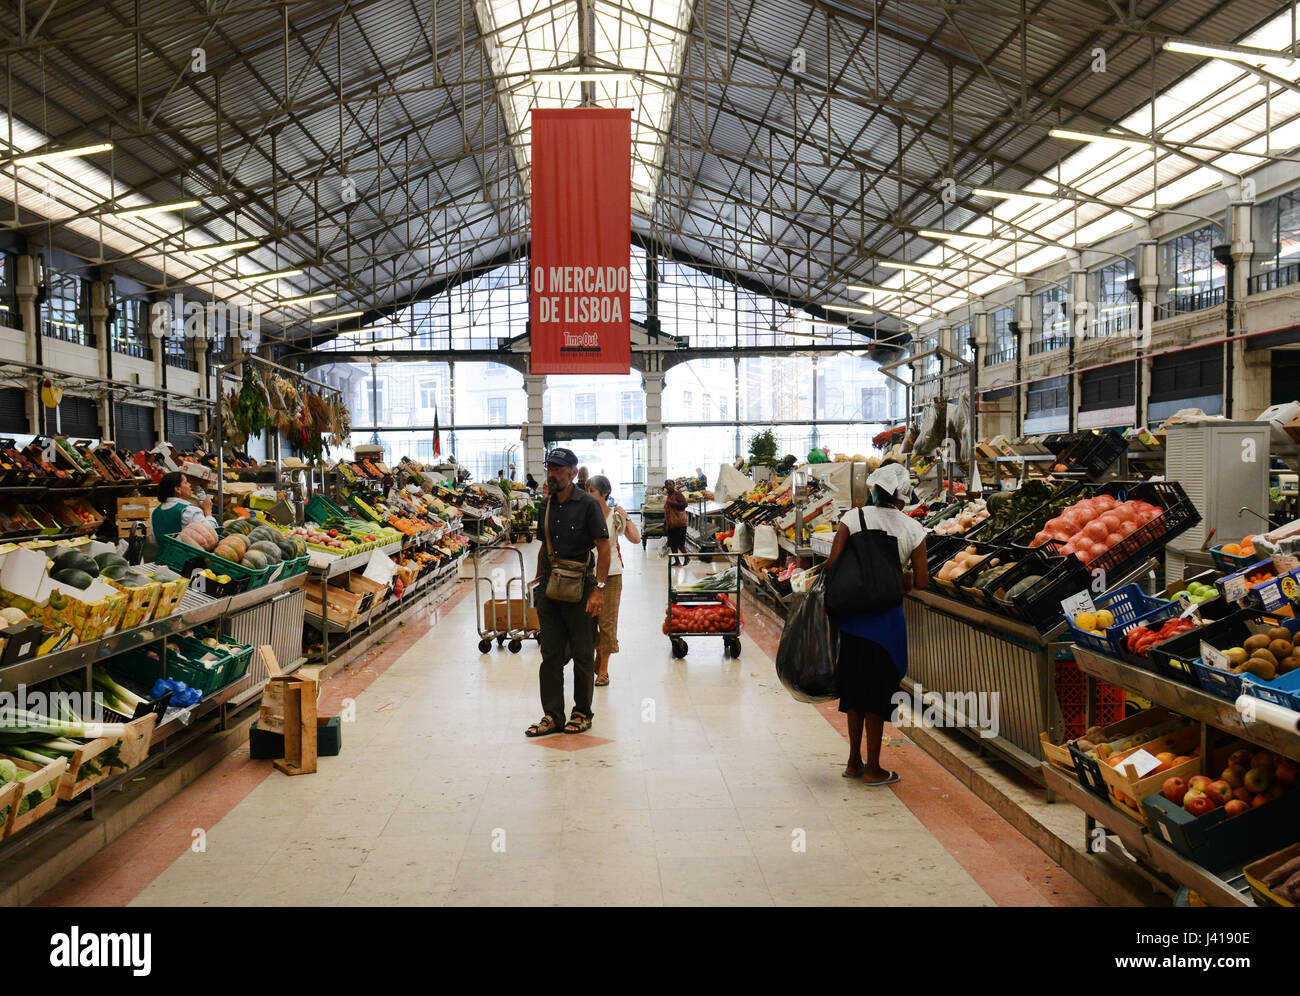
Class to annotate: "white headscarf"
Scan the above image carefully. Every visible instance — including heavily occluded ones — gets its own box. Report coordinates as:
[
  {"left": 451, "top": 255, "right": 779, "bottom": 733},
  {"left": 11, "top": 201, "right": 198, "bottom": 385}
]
[{"left": 866, "top": 462, "right": 911, "bottom": 502}]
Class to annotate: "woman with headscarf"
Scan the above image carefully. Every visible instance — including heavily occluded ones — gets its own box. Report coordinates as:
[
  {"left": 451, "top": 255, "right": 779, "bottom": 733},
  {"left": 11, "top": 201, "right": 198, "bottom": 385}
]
[{"left": 822, "top": 462, "right": 928, "bottom": 786}]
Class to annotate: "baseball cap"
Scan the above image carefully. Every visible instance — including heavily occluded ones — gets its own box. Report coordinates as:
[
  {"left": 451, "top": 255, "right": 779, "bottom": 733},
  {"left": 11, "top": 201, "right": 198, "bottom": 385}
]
[{"left": 544, "top": 447, "right": 579, "bottom": 467}]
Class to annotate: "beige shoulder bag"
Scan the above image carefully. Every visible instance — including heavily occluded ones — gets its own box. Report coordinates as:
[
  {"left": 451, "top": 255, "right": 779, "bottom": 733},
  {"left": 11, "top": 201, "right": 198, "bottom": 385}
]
[{"left": 542, "top": 500, "right": 589, "bottom": 603}]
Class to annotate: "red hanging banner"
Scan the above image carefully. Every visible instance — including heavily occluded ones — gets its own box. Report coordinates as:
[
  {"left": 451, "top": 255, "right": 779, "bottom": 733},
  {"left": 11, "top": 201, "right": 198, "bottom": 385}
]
[{"left": 529, "top": 108, "right": 632, "bottom": 375}]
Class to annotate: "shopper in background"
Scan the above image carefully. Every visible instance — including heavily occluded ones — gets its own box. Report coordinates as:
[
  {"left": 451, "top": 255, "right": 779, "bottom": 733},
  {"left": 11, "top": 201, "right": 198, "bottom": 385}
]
[
  {"left": 576, "top": 465, "right": 590, "bottom": 490},
  {"left": 151, "top": 471, "right": 217, "bottom": 540},
  {"left": 585, "top": 475, "right": 640, "bottom": 686},
  {"left": 525, "top": 472, "right": 539, "bottom": 492},
  {"left": 822, "top": 462, "right": 928, "bottom": 785},
  {"left": 525, "top": 447, "right": 611, "bottom": 737},
  {"left": 663, "top": 481, "right": 689, "bottom": 567}
]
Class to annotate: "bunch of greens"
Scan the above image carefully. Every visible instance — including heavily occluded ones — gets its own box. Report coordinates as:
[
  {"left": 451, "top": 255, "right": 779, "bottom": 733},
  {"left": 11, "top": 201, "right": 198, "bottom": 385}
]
[
  {"left": 748, "top": 429, "right": 777, "bottom": 466},
  {"left": 981, "top": 480, "right": 1061, "bottom": 539},
  {"left": 235, "top": 366, "right": 272, "bottom": 440}
]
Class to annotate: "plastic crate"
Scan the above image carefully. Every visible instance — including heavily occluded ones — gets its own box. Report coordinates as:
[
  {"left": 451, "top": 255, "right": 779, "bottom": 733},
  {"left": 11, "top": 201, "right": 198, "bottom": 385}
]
[
  {"left": 277, "top": 553, "right": 310, "bottom": 579},
  {"left": 1190, "top": 658, "right": 1251, "bottom": 702},
  {"left": 1066, "top": 741, "right": 1111, "bottom": 800},
  {"left": 1069, "top": 429, "right": 1128, "bottom": 478},
  {"left": 1067, "top": 584, "right": 1177, "bottom": 658},
  {"left": 113, "top": 645, "right": 227, "bottom": 697},
  {"left": 155, "top": 533, "right": 276, "bottom": 589},
  {"left": 1146, "top": 608, "right": 1287, "bottom": 688},
  {"left": 987, "top": 547, "right": 1066, "bottom": 622},
  {"left": 306, "top": 494, "right": 349, "bottom": 525},
  {"left": 1009, "top": 554, "right": 1094, "bottom": 632},
  {"left": 1054, "top": 658, "right": 1126, "bottom": 741},
  {"left": 944, "top": 541, "right": 1013, "bottom": 606},
  {"left": 1209, "top": 543, "right": 1258, "bottom": 572}
]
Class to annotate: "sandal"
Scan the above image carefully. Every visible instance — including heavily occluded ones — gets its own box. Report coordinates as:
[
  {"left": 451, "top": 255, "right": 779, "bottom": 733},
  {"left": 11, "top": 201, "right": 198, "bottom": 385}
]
[
  {"left": 863, "top": 770, "right": 901, "bottom": 786},
  {"left": 595, "top": 673, "right": 609, "bottom": 686},
  {"left": 564, "top": 712, "right": 593, "bottom": 734},
  {"left": 525, "top": 716, "right": 563, "bottom": 738}
]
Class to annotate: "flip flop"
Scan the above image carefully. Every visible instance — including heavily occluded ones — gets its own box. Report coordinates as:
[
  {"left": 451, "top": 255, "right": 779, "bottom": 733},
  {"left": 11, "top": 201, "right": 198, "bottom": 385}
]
[
  {"left": 595, "top": 674, "right": 610, "bottom": 686},
  {"left": 862, "top": 770, "right": 901, "bottom": 786},
  {"left": 841, "top": 766, "right": 865, "bottom": 779}
]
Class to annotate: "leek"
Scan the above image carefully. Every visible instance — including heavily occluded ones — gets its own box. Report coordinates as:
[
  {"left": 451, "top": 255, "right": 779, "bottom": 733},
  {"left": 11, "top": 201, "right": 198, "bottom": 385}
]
[{"left": 0, "top": 707, "right": 127, "bottom": 740}]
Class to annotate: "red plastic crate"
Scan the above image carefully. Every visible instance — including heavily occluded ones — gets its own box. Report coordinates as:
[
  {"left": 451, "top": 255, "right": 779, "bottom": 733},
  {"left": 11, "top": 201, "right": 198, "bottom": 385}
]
[{"left": 1054, "top": 658, "right": 1125, "bottom": 740}]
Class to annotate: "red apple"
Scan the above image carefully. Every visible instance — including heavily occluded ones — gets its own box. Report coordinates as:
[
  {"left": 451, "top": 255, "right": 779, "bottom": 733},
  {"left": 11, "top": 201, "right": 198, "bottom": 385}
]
[
  {"left": 1228, "top": 749, "right": 1253, "bottom": 769},
  {"left": 1233, "top": 786, "right": 1254, "bottom": 804},
  {"left": 1224, "top": 799, "right": 1249, "bottom": 818},
  {"left": 1220, "top": 765, "right": 1246, "bottom": 789},
  {"left": 1184, "top": 794, "right": 1216, "bottom": 817},
  {"left": 1244, "top": 767, "right": 1272, "bottom": 793},
  {"left": 1161, "top": 777, "right": 1188, "bottom": 805},
  {"left": 1251, "top": 751, "right": 1275, "bottom": 771},
  {"left": 1188, "top": 774, "right": 1214, "bottom": 794},
  {"left": 1275, "top": 759, "right": 1298, "bottom": 788},
  {"left": 1207, "top": 780, "right": 1233, "bottom": 805},
  {"left": 1252, "top": 793, "right": 1271, "bottom": 809}
]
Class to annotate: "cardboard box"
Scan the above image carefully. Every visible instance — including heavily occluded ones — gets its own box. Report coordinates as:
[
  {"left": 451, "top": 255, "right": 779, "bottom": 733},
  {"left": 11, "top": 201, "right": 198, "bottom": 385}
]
[
  {"left": 483, "top": 598, "right": 539, "bottom": 633},
  {"left": 104, "top": 577, "right": 162, "bottom": 630},
  {"left": 0, "top": 545, "right": 127, "bottom": 641},
  {"left": 117, "top": 496, "right": 160, "bottom": 521}
]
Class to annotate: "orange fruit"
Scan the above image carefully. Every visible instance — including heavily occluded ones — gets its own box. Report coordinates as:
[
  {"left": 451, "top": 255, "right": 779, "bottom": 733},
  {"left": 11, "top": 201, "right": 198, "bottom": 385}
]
[
  {"left": 1223, "top": 543, "right": 1242, "bottom": 555},
  {"left": 1156, "top": 752, "right": 1176, "bottom": 765}
]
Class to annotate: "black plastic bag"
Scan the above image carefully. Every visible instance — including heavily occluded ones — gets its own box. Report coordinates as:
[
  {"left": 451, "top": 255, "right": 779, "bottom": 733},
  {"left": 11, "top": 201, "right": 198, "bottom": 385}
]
[{"left": 775, "top": 579, "right": 840, "bottom": 702}]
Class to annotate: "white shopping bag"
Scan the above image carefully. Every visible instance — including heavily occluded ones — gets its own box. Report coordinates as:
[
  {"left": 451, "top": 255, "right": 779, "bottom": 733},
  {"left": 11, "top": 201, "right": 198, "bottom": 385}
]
[{"left": 753, "top": 524, "right": 779, "bottom": 560}]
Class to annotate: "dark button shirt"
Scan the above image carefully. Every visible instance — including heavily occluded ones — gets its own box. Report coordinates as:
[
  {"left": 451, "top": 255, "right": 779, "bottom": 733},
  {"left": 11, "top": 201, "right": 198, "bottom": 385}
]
[{"left": 541, "top": 488, "right": 609, "bottom": 562}]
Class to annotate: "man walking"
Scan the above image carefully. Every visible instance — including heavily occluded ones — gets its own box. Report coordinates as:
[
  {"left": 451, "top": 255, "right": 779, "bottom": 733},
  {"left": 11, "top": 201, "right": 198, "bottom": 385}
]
[{"left": 525, "top": 447, "right": 611, "bottom": 737}]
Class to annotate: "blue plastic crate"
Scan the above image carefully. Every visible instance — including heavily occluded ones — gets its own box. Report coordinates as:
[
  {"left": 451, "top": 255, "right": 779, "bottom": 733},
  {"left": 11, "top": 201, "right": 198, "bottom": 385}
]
[
  {"left": 1209, "top": 543, "right": 1258, "bottom": 573},
  {"left": 1191, "top": 657, "right": 1250, "bottom": 702},
  {"left": 1066, "top": 583, "right": 1177, "bottom": 659}
]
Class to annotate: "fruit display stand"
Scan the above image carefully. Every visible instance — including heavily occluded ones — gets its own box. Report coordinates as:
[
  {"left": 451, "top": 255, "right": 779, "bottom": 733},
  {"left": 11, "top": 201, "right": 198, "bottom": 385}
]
[{"left": 1054, "top": 643, "right": 1300, "bottom": 905}]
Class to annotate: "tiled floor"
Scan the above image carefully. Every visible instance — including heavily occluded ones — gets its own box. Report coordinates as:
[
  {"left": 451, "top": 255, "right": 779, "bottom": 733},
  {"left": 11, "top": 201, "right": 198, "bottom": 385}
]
[{"left": 39, "top": 539, "right": 1101, "bottom": 907}]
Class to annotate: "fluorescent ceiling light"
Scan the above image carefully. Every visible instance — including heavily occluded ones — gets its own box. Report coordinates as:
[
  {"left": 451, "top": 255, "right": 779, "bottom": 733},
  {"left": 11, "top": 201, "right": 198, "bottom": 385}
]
[
  {"left": 1049, "top": 127, "right": 1150, "bottom": 149},
  {"left": 281, "top": 292, "right": 336, "bottom": 305},
  {"left": 879, "top": 260, "right": 941, "bottom": 273},
  {"left": 188, "top": 239, "right": 259, "bottom": 256},
  {"left": 1162, "top": 39, "right": 1296, "bottom": 67},
  {"left": 311, "top": 310, "right": 364, "bottom": 323},
  {"left": 846, "top": 284, "right": 896, "bottom": 295},
  {"left": 919, "top": 229, "right": 995, "bottom": 244},
  {"left": 972, "top": 187, "right": 1058, "bottom": 205},
  {"left": 111, "top": 199, "right": 201, "bottom": 219},
  {"left": 13, "top": 142, "right": 113, "bottom": 166},
  {"left": 825, "top": 304, "right": 873, "bottom": 315},
  {"left": 237, "top": 268, "right": 303, "bottom": 284},
  {"left": 532, "top": 70, "right": 634, "bottom": 83}
]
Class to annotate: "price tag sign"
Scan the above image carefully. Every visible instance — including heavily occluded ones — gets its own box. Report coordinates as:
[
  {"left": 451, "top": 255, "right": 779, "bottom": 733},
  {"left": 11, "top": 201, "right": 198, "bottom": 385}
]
[
  {"left": 1201, "top": 640, "right": 1231, "bottom": 671},
  {"left": 1274, "top": 554, "right": 1299, "bottom": 573},
  {"left": 1120, "top": 748, "right": 1162, "bottom": 778},
  {"left": 1223, "top": 575, "right": 1249, "bottom": 603},
  {"left": 1060, "top": 590, "right": 1097, "bottom": 623}
]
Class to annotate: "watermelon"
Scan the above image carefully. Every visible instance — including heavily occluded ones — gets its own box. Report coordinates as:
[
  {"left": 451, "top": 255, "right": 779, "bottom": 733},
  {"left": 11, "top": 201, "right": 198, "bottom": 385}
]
[
  {"left": 94, "top": 552, "right": 129, "bottom": 571},
  {"left": 101, "top": 563, "right": 132, "bottom": 581},
  {"left": 1006, "top": 575, "right": 1042, "bottom": 599},
  {"left": 52, "top": 568, "right": 94, "bottom": 590},
  {"left": 51, "top": 550, "right": 98, "bottom": 576},
  {"left": 249, "top": 540, "right": 282, "bottom": 564}
]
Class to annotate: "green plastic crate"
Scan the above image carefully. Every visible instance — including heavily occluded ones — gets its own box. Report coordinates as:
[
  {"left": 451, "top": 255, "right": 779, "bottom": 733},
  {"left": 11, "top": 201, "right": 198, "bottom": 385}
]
[
  {"left": 112, "top": 644, "right": 227, "bottom": 697},
  {"left": 155, "top": 532, "right": 276, "bottom": 589},
  {"left": 277, "top": 553, "right": 310, "bottom": 579},
  {"left": 306, "top": 494, "right": 348, "bottom": 524}
]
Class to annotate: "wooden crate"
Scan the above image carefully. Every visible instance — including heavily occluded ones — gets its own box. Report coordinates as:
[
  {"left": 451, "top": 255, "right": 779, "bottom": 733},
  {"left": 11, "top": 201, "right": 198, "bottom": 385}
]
[
  {"left": 57, "top": 713, "right": 156, "bottom": 802},
  {"left": 1, "top": 755, "right": 68, "bottom": 838},
  {"left": 1098, "top": 725, "right": 1202, "bottom": 826},
  {"left": 304, "top": 578, "right": 372, "bottom": 631}
]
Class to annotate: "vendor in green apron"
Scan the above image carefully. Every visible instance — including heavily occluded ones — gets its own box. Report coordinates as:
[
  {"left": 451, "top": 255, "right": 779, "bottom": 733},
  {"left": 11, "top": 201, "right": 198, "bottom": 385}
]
[{"left": 150, "top": 471, "right": 217, "bottom": 540}]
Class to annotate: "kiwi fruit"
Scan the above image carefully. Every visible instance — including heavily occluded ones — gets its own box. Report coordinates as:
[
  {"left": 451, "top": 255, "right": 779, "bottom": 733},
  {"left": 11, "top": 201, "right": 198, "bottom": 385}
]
[
  {"left": 1268, "top": 626, "right": 1293, "bottom": 643},
  {"left": 1237, "top": 658, "right": 1278, "bottom": 681},
  {"left": 1244, "top": 634, "right": 1271, "bottom": 654},
  {"left": 1269, "top": 639, "right": 1293, "bottom": 661},
  {"left": 1225, "top": 647, "right": 1249, "bottom": 666},
  {"left": 1253, "top": 647, "right": 1279, "bottom": 668}
]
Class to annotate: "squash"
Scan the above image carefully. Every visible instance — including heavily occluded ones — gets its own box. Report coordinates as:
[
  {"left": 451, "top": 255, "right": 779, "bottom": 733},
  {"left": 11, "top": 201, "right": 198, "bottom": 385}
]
[
  {"left": 249, "top": 540, "right": 282, "bottom": 564},
  {"left": 242, "top": 549, "right": 268, "bottom": 570},
  {"left": 222, "top": 533, "right": 248, "bottom": 555}
]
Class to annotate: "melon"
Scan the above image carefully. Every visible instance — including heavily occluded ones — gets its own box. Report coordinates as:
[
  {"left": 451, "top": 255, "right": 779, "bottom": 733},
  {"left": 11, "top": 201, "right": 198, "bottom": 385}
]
[
  {"left": 249, "top": 540, "right": 282, "bottom": 564},
  {"left": 52, "top": 567, "right": 94, "bottom": 590},
  {"left": 94, "top": 552, "right": 129, "bottom": 571},
  {"left": 101, "top": 563, "right": 132, "bottom": 581},
  {"left": 51, "top": 550, "right": 98, "bottom": 576}
]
